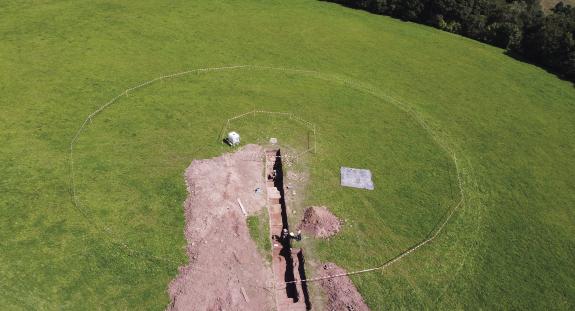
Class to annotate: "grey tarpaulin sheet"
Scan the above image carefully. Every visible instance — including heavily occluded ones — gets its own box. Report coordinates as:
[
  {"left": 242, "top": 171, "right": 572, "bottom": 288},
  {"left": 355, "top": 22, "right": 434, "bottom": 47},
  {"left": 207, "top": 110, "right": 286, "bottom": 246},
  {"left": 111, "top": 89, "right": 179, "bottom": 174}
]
[{"left": 340, "top": 167, "right": 374, "bottom": 190}]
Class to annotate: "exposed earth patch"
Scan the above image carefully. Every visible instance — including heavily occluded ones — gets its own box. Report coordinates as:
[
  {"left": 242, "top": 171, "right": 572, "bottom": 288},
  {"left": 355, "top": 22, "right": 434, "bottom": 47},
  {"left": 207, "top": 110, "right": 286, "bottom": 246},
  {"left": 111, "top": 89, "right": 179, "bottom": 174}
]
[
  {"left": 167, "top": 144, "right": 273, "bottom": 310},
  {"left": 299, "top": 206, "right": 341, "bottom": 239},
  {"left": 317, "top": 263, "right": 370, "bottom": 311}
]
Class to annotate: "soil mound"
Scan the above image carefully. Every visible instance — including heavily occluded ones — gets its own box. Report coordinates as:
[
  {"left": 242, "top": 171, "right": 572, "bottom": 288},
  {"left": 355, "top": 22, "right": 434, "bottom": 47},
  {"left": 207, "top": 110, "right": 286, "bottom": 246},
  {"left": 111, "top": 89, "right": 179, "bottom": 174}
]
[
  {"left": 166, "top": 144, "right": 273, "bottom": 311},
  {"left": 317, "top": 263, "right": 370, "bottom": 311},
  {"left": 299, "top": 206, "right": 341, "bottom": 238}
]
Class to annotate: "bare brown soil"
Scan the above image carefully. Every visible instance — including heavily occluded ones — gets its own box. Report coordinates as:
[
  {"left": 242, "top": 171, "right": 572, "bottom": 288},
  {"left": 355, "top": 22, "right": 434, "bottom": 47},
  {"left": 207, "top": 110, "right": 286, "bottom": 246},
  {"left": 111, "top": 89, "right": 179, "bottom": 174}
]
[
  {"left": 167, "top": 144, "right": 274, "bottom": 311},
  {"left": 317, "top": 263, "right": 370, "bottom": 311},
  {"left": 299, "top": 206, "right": 341, "bottom": 239}
]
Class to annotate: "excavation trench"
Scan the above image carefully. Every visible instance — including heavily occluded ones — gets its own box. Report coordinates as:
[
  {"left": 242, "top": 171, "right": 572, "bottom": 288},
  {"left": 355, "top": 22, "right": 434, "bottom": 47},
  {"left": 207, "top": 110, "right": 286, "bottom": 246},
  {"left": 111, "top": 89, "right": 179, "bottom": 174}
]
[
  {"left": 166, "top": 146, "right": 311, "bottom": 310},
  {"left": 265, "top": 149, "right": 311, "bottom": 311},
  {"left": 167, "top": 145, "right": 274, "bottom": 311}
]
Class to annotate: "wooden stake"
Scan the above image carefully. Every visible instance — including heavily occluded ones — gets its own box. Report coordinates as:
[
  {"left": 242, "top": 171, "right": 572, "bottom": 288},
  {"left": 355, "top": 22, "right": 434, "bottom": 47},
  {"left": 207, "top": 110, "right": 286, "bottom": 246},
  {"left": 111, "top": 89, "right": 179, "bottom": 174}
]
[
  {"left": 313, "top": 125, "right": 317, "bottom": 154},
  {"left": 241, "top": 287, "right": 249, "bottom": 303},
  {"left": 237, "top": 198, "right": 247, "bottom": 216}
]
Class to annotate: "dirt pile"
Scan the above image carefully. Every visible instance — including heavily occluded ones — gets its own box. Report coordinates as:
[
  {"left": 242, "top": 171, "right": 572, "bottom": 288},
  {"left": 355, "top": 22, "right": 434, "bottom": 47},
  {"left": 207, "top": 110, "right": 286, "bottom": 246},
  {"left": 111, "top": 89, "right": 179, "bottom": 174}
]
[
  {"left": 166, "top": 144, "right": 273, "bottom": 311},
  {"left": 317, "top": 263, "right": 370, "bottom": 311},
  {"left": 299, "top": 206, "right": 341, "bottom": 238}
]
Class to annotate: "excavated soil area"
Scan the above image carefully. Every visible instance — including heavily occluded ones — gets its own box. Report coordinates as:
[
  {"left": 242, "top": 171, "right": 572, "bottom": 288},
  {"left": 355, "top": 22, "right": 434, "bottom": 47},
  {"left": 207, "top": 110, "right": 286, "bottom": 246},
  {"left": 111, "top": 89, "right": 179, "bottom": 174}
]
[
  {"left": 299, "top": 206, "right": 341, "bottom": 238},
  {"left": 167, "top": 144, "right": 273, "bottom": 311},
  {"left": 317, "top": 263, "right": 370, "bottom": 311}
]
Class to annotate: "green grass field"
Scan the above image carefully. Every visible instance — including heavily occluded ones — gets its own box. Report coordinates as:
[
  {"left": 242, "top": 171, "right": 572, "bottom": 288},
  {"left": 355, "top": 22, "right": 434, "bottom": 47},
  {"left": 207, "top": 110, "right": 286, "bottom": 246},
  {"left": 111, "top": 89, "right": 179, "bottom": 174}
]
[
  {"left": 1, "top": 1, "right": 574, "bottom": 310},
  {"left": 247, "top": 208, "right": 272, "bottom": 263}
]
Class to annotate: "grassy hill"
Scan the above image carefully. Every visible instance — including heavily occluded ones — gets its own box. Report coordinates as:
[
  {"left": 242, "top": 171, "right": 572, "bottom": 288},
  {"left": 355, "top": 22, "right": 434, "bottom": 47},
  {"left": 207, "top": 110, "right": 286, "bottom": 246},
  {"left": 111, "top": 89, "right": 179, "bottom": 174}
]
[{"left": 1, "top": 0, "right": 574, "bottom": 310}]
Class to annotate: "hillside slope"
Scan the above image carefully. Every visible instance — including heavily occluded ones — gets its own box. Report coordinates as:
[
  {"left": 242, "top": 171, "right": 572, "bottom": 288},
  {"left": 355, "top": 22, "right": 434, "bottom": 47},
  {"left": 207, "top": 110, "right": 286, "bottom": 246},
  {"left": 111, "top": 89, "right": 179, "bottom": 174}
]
[{"left": 0, "top": 0, "right": 574, "bottom": 309}]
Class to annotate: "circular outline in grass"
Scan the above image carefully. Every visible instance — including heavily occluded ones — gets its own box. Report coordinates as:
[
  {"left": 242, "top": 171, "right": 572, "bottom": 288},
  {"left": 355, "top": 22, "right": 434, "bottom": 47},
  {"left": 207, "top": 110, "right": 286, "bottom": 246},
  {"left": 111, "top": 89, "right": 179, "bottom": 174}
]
[{"left": 68, "top": 64, "right": 470, "bottom": 280}]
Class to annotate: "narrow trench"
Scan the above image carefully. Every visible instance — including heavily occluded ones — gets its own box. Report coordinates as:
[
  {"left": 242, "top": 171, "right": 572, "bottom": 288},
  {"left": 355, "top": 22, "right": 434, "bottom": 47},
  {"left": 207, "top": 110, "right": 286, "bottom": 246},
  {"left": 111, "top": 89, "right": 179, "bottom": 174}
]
[
  {"left": 268, "top": 149, "right": 311, "bottom": 310},
  {"left": 297, "top": 250, "right": 312, "bottom": 309}
]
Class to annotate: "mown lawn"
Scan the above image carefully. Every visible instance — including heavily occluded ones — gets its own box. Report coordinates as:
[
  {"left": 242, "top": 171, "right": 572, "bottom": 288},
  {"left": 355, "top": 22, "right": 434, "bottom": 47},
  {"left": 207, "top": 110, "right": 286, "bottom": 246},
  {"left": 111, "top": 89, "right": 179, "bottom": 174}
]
[
  {"left": 0, "top": 0, "right": 574, "bottom": 310},
  {"left": 247, "top": 208, "right": 272, "bottom": 263}
]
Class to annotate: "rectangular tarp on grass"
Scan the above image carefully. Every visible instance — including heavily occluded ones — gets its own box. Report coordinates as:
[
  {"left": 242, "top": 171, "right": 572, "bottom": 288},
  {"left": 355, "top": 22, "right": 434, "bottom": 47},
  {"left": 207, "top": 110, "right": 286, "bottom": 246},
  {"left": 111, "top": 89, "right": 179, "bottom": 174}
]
[{"left": 340, "top": 167, "right": 374, "bottom": 190}]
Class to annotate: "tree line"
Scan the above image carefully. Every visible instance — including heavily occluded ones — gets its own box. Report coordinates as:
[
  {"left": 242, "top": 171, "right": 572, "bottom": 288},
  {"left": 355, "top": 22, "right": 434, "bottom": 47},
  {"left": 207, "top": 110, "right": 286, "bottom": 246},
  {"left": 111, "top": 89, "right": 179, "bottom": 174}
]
[{"left": 326, "top": 0, "right": 575, "bottom": 82}]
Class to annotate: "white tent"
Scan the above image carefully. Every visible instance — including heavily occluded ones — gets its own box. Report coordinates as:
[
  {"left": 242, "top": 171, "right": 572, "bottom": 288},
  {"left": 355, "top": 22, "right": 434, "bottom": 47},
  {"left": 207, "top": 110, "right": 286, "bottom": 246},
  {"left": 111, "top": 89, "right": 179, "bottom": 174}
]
[{"left": 227, "top": 131, "right": 240, "bottom": 146}]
